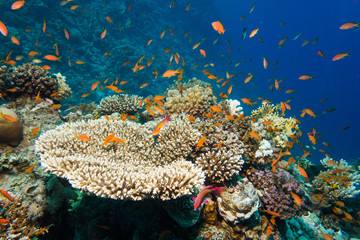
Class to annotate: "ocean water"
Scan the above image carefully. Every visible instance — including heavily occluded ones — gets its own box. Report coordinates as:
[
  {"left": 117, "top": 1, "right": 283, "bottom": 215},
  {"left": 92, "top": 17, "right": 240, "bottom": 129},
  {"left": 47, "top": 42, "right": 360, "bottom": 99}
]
[{"left": 0, "top": 0, "right": 359, "bottom": 239}]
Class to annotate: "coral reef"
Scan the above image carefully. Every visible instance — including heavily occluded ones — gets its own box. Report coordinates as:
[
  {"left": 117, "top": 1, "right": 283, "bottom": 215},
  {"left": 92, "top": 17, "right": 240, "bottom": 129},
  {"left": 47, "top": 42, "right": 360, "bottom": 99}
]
[
  {"left": 0, "top": 107, "right": 23, "bottom": 146},
  {"left": 247, "top": 168, "right": 311, "bottom": 219},
  {"left": 312, "top": 157, "right": 360, "bottom": 202},
  {"left": 164, "top": 78, "right": 217, "bottom": 115},
  {"left": 35, "top": 114, "right": 204, "bottom": 200},
  {"left": 0, "top": 63, "right": 71, "bottom": 101},
  {"left": 96, "top": 94, "right": 144, "bottom": 116},
  {"left": 217, "top": 179, "right": 260, "bottom": 226}
]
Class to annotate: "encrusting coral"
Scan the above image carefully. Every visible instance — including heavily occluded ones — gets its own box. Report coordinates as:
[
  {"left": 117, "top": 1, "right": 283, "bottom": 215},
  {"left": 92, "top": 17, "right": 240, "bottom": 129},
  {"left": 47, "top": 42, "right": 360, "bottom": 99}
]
[
  {"left": 35, "top": 114, "right": 205, "bottom": 200},
  {"left": 0, "top": 63, "right": 71, "bottom": 101},
  {"left": 96, "top": 94, "right": 144, "bottom": 116}
]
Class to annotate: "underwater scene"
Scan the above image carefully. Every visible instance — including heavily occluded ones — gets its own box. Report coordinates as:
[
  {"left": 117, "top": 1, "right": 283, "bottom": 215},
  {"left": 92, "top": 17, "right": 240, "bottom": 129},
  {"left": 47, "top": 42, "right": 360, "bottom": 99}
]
[{"left": 0, "top": 0, "right": 359, "bottom": 239}]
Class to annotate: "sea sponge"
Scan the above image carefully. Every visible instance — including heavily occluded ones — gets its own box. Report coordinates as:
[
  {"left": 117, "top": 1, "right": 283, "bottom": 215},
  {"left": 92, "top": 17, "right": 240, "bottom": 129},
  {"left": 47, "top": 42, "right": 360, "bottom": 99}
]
[
  {"left": 164, "top": 78, "right": 217, "bottom": 116},
  {"left": 0, "top": 63, "right": 71, "bottom": 101},
  {"left": 35, "top": 114, "right": 204, "bottom": 200},
  {"left": 96, "top": 94, "right": 144, "bottom": 116},
  {"left": 0, "top": 108, "right": 23, "bottom": 146}
]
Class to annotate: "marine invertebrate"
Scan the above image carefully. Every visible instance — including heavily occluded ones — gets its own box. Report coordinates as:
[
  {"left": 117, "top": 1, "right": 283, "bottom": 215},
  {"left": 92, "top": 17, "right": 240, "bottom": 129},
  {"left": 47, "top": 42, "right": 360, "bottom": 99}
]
[
  {"left": 96, "top": 94, "right": 144, "bottom": 116},
  {"left": 222, "top": 99, "right": 243, "bottom": 117},
  {"left": 247, "top": 168, "right": 310, "bottom": 220},
  {"left": 217, "top": 178, "right": 260, "bottom": 226},
  {"left": 35, "top": 114, "right": 204, "bottom": 200},
  {"left": 164, "top": 78, "right": 217, "bottom": 115},
  {"left": 0, "top": 63, "right": 71, "bottom": 101},
  {"left": 0, "top": 107, "right": 23, "bottom": 146},
  {"left": 311, "top": 157, "right": 360, "bottom": 202}
]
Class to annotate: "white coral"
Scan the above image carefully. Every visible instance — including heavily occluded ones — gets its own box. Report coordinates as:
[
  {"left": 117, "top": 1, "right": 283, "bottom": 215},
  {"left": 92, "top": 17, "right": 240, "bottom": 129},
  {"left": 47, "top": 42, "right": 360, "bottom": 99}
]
[
  {"left": 255, "top": 139, "right": 273, "bottom": 158},
  {"left": 226, "top": 99, "right": 243, "bottom": 116}
]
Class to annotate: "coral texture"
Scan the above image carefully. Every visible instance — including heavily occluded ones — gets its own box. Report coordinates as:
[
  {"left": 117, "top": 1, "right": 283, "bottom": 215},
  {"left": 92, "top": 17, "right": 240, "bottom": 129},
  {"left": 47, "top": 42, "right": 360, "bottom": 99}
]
[
  {"left": 35, "top": 115, "right": 204, "bottom": 200},
  {"left": 0, "top": 63, "right": 71, "bottom": 101},
  {"left": 164, "top": 78, "right": 217, "bottom": 115},
  {"left": 312, "top": 157, "right": 360, "bottom": 202},
  {"left": 0, "top": 107, "right": 23, "bottom": 146},
  {"left": 247, "top": 168, "right": 310, "bottom": 219},
  {"left": 96, "top": 94, "right": 144, "bottom": 116},
  {"left": 217, "top": 179, "right": 260, "bottom": 226}
]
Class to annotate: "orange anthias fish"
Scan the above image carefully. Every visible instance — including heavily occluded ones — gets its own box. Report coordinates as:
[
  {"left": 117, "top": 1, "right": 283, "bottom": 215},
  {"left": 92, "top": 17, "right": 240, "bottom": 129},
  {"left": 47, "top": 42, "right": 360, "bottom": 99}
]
[
  {"left": 102, "top": 133, "right": 115, "bottom": 145},
  {"left": 0, "top": 110, "right": 17, "bottom": 122},
  {"left": 194, "top": 186, "right": 224, "bottom": 210},
  {"left": 163, "top": 68, "right": 180, "bottom": 78},
  {"left": 332, "top": 52, "right": 350, "bottom": 61},
  {"left": 101, "top": 29, "right": 107, "bottom": 39},
  {"left": 211, "top": 21, "right": 225, "bottom": 34},
  {"left": 152, "top": 116, "right": 171, "bottom": 135},
  {"left": 249, "top": 28, "right": 259, "bottom": 38},
  {"left": 200, "top": 49, "right": 206, "bottom": 58},
  {"left": 298, "top": 75, "right": 313, "bottom": 80},
  {"left": 0, "top": 189, "right": 15, "bottom": 202},
  {"left": 73, "top": 133, "right": 91, "bottom": 142},
  {"left": 44, "top": 55, "right": 61, "bottom": 61},
  {"left": 0, "top": 21, "right": 8, "bottom": 36},
  {"left": 241, "top": 98, "right": 255, "bottom": 106},
  {"left": 297, "top": 165, "right": 309, "bottom": 182},
  {"left": 249, "top": 132, "right": 260, "bottom": 141},
  {"left": 11, "top": 1, "right": 25, "bottom": 10},
  {"left": 11, "top": 36, "right": 20, "bottom": 45},
  {"left": 210, "top": 106, "right": 222, "bottom": 113},
  {"left": 25, "top": 165, "right": 36, "bottom": 173},
  {"left": 339, "top": 22, "right": 359, "bottom": 30},
  {"left": 196, "top": 136, "right": 207, "bottom": 150},
  {"left": 290, "top": 192, "right": 302, "bottom": 206},
  {"left": 0, "top": 219, "right": 9, "bottom": 224},
  {"left": 30, "top": 126, "right": 41, "bottom": 136}
]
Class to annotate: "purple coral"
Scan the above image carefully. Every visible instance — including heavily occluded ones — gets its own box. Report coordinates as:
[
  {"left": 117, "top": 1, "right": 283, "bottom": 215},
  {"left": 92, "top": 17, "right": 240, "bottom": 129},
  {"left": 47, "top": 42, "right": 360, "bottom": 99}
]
[{"left": 247, "top": 168, "right": 311, "bottom": 219}]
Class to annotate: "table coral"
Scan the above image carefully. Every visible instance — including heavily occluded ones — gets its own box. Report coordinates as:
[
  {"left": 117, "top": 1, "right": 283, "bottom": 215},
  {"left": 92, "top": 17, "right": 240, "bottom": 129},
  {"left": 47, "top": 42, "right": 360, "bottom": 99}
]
[{"left": 35, "top": 114, "right": 204, "bottom": 200}]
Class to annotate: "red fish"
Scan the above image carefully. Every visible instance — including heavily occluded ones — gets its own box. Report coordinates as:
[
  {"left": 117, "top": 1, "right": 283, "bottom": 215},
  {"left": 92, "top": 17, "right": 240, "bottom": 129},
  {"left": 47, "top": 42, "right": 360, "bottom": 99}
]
[
  {"left": 194, "top": 186, "right": 225, "bottom": 210},
  {"left": 0, "top": 189, "right": 14, "bottom": 202}
]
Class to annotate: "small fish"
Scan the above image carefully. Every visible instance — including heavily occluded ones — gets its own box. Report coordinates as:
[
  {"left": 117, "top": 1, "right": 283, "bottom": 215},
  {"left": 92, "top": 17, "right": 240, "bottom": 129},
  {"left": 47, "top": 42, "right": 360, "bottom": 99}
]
[
  {"left": 211, "top": 21, "right": 225, "bottom": 34},
  {"left": 11, "top": 36, "right": 20, "bottom": 45},
  {"left": 249, "top": 132, "right": 260, "bottom": 141},
  {"left": 339, "top": 22, "right": 359, "bottom": 30},
  {"left": 76, "top": 60, "right": 85, "bottom": 64},
  {"left": 263, "top": 57, "right": 268, "bottom": 69},
  {"left": 140, "top": 82, "right": 149, "bottom": 88},
  {"left": 81, "top": 93, "right": 90, "bottom": 98},
  {"left": 263, "top": 210, "right": 281, "bottom": 217},
  {"left": 101, "top": 29, "right": 107, "bottom": 39},
  {"left": 0, "top": 219, "right": 9, "bottom": 224},
  {"left": 106, "top": 16, "right": 113, "bottom": 23},
  {"left": 11, "top": 1, "right": 25, "bottom": 10},
  {"left": 0, "top": 110, "right": 17, "bottom": 122},
  {"left": 297, "top": 165, "right": 309, "bottom": 181},
  {"left": 200, "top": 49, "right": 206, "bottom": 57},
  {"left": 249, "top": 28, "right": 259, "bottom": 38},
  {"left": 298, "top": 75, "right": 313, "bottom": 80},
  {"left": 30, "top": 126, "right": 41, "bottom": 136},
  {"left": 290, "top": 192, "right": 302, "bottom": 206},
  {"left": 242, "top": 28, "right": 247, "bottom": 40},
  {"left": 160, "top": 29, "right": 166, "bottom": 38},
  {"left": 163, "top": 68, "right": 180, "bottom": 78},
  {"left": 152, "top": 116, "right": 171, "bottom": 135},
  {"left": 196, "top": 136, "right": 207, "bottom": 149},
  {"left": 44, "top": 55, "right": 61, "bottom": 61},
  {"left": 293, "top": 32, "right": 303, "bottom": 40},
  {"left": 73, "top": 133, "right": 91, "bottom": 142},
  {"left": 332, "top": 52, "right": 350, "bottom": 61},
  {"left": 102, "top": 133, "right": 115, "bottom": 145},
  {"left": 241, "top": 98, "right": 255, "bottom": 106},
  {"left": 194, "top": 186, "right": 224, "bottom": 210},
  {"left": 25, "top": 165, "right": 35, "bottom": 173},
  {"left": 0, "top": 189, "right": 14, "bottom": 202},
  {"left": 244, "top": 74, "right": 253, "bottom": 83},
  {"left": 0, "top": 21, "right": 8, "bottom": 36},
  {"left": 317, "top": 50, "right": 325, "bottom": 57},
  {"left": 210, "top": 106, "right": 222, "bottom": 113},
  {"left": 70, "top": 5, "right": 79, "bottom": 10},
  {"left": 42, "top": 19, "right": 46, "bottom": 33}
]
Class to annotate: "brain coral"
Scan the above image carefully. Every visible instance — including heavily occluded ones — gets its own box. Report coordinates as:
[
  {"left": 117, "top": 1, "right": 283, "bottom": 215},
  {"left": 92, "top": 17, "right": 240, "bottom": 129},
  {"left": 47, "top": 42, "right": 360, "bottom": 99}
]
[
  {"left": 96, "top": 94, "right": 144, "bottom": 116},
  {"left": 35, "top": 115, "right": 204, "bottom": 200},
  {"left": 0, "top": 63, "right": 71, "bottom": 101},
  {"left": 164, "top": 78, "right": 217, "bottom": 115}
]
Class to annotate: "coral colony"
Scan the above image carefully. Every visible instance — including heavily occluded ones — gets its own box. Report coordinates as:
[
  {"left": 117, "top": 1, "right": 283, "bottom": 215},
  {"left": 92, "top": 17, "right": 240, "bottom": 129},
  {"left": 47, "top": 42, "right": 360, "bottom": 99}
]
[{"left": 0, "top": 1, "right": 359, "bottom": 239}]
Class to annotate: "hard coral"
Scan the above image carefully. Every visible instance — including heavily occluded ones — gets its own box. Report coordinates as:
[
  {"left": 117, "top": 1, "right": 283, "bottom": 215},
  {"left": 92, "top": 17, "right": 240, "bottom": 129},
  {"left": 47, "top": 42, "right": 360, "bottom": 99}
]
[
  {"left": 247, "top": 168, "right": 311, "bottom": 220},
  {"left": 164, "top": 78, "right": 217, "bottom": 116},
  {"left": 96, "top": 94, "right": 144, "bottom": 116},
  {"left": 35, "top": 114, "right": 204, "bottom": 200},
  {"left": 0, "top": 63, "right": 71, "bottom": 101}
]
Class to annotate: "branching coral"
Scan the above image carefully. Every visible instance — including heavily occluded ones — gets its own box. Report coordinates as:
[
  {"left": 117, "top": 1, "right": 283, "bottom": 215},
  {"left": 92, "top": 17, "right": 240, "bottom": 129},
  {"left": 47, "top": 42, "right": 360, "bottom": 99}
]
[
  {"left": 251, "top": 103, "right": 297, "bottom": 148},
  {"left": 35, "top": 114, "right": 204, "bottom": 200},
  {"left": 164, "top": 77, "right": 217, "bottom": 115},
  {"left": 96, "top": 94, "right": 144, "bottom": 116},
  {"left": 247, "top": 168, "right": 311, "bottom": 220},
  {"left": 312, "top": 157, "right": 360, "bottom": 202},
  {"left": 0, "top": 63, "right": 71, "bottom": 101}
]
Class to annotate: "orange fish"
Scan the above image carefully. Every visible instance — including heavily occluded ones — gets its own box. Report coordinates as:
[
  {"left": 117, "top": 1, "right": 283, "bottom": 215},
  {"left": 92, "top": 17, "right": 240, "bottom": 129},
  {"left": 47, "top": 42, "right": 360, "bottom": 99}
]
[
  {"left": 196, "top": 136, "right": 207, "bottom": 149},
  {"left": 101, "top": 29, "right": 107, "bottom": 39},
  {"left": 81, "top": 93, "right": 90, "bottom": 98},
  {"left": 30, "top": 126, "right": 41, "bottom": 136},
  {"left": 0, "top": 111, "right": 17, "bottom": 122},
  {"left": 263, "top": 210, "right": 281, "bottom": 217},
  {"left": 154, "top": 106, "right": 164, "bottom": 114},
  {"left": 42, "top": 65, "right": 51, "bottom": 70},
  {"left": 111, "top": 137, "right": 126, "bottom": 144},
  {"left": 211, "top": 21, "right": 225, "bottom": 34},
  {"left": 249, "top": 132, "right": 260, "bottom": 141},
  {"left": 11, "top": 1, "right": 25, "bottom": 10},
  {"left": 163, "top": 69, "right": 180, "bottom": 78},
  {"left": 192, "top": 42, "right": 201, "bottom": 49},
  {"left": 241, "top": 98, "right": 255, "bottom": 106},
  {"left": 249, "top": 28, "right": 259, "bottom": 38},
  {"left": 290, "top": 192, "right": 302, "bottom": 206},
  {"left": 140, "top": 82, "right": 149, "bottom": 88},
  {"left": 317, "top": 50, "right": 325, "bottom": 57},
  {"left": 76, "top": 60, "right": 85, "bottom": 64},
  {"left": 339, "top": 22, "right": 359, "bottom": 30},
  {"left": 25, "top": 165, "right": 35, "bottom": 173},
  {"left": 0, "top": 219, "right": 9, "bottom": 224},
  {"left": 64, "top": 28, "right": 70, "bottom": 40},
  {"left": 91, "top": 81, "right": 100, "bottom": 91},
  {"left": 73, "top": 133, "right": 91, "bottom": 141},
  {"left": 11, "top": 36, "right": 20, "bottom": 45},
  {"left": 200, "top": 49, "right": 206, "bottom": 57},
  {"left": 297, "top": 165, "right": 309, "bottom": 181},
  {"left": 210, "top": 106, "right": 222, "bottom": 113},
  {"left": 188, "top": 116, "right": 195, "bottom": 122},
  {"left": 43, "top": 20, "right": 46, "bottom": 33},
  {"left": 160, "top": 29, "right": 166, "bottom": 38},
  {"left": 298, "top": 75, "right": 313, "bottom": 80},
  {"left": 0, "top": 21, "right": 8, "bottom": 36},
  {"left": 152, "top": 116, "right": 171, "bottom": 135},
  {"left": 244, "top": 74, "right": 253, "bottom": 83},
  {"left": 0, "top": 189, "right": 14, "bottom": 202},
  {"left": 332, "top": 52, "right": 350, "bottom": 61},
  {"left": 44, "top": 55, "right": 61, "bottom": 61},
  {"left": 102, "top": 133, "right": 115, "bottom": 145},
  {"left": 106, "top": 16, "right": 113, "bottom": 23},
  {"left": 226, "top": 115, "right": 235, "bottom": 121},
  {"left": 70, "top": 5, "right": 79, "bottom": 10},
  {"left": 263, "top": 57, "right": 268, "bottom": 69}
]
